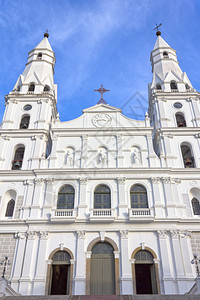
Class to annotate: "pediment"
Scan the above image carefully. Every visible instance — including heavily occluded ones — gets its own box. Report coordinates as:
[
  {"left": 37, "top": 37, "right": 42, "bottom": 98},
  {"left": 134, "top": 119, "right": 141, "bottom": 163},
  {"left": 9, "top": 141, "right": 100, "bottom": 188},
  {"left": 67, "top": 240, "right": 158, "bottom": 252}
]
[
  {"left": 164, "top": 70, "right": 182, "bottom": 82},
  {"left": 151, "top": 72, "right": 163, "bottom": 88},
  {"left": 25, "top": 71, "right": 41, "bottom": 84},
  {"left": 83, "top": 104, "right": 122, "bottom": 114}
]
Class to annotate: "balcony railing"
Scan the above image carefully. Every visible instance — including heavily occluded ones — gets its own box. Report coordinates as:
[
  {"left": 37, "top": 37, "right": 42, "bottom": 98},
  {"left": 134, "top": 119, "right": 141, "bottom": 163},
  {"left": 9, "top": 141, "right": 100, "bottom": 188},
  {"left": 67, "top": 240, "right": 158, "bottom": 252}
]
[
  {"left": 130, "top": 208, "right": 151, "bottom": 216},
  {"left": 90, "top": 208, "right": 115, "bottom": 221},
  {"left": 51, "top": 209, "right": 76, "bottom": 219}
]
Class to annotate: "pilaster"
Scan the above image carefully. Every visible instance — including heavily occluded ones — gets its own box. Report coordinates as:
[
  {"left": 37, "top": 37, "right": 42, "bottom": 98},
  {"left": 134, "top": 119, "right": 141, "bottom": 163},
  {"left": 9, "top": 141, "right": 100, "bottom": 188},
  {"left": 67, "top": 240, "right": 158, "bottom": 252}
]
[
  {"left": 74, "top": 231, "right": 86, "bottom": 295},
  {"left": 116, "top": 134, "right": 124, "bottom": 167},
  {"left": 151, "top": 177, "right": 164, "bottom": 217},
  {"left": 30, "top": 179, "right": 44, "bottom": 218},
  {"left": 117, "top": 177, "right": 127, "bottom": 218},
  {"left": 119, "top": 230, "right": 133, "bottom": 294},
  {"left": 81, "top": 135, "right": 88, "bottom": 168},
  {"left": 77, "top": 178, "right": 87, "bottom": 219}
]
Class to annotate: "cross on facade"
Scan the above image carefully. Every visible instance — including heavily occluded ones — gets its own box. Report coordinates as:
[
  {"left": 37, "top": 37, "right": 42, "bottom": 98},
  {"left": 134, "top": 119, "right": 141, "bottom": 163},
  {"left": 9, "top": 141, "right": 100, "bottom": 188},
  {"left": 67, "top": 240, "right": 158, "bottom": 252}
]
[
  {"left": 94, "top": 85, "right": 110, "bottom": 104},
  {"left": 0, "top": 256, "right": 11, "bottom": 278},
  {"left": 191, "top": 254, "right": 200, "bottom": 277}
]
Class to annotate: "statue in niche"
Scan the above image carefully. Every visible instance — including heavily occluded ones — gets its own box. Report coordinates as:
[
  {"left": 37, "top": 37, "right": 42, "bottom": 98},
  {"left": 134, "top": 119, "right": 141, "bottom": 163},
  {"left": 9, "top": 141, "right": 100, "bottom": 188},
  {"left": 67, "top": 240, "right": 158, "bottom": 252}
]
[
  {"left": 98, "top": 149, "right": 107, "bottom": 165},
  {"left": 132, "top": 147, "right": 141, "bottom": 165},
  {"left": 65, "top": 149, "right": 74, "bottom": 166}
]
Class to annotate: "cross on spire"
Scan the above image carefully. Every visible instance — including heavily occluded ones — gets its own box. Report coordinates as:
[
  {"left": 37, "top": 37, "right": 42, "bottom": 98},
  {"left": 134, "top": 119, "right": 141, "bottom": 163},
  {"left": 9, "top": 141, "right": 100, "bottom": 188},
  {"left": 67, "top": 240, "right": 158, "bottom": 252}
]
[
  {"left": 153, "top": 23, "right": 162, "bottom": 36},
  {"left": 94, "top": 85, "right": 110, "bottom": 104}
]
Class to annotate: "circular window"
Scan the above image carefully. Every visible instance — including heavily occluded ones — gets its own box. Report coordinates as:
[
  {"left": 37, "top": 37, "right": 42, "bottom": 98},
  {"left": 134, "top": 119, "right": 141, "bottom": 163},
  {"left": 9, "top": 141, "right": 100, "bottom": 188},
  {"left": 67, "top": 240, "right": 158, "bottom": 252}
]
[
  {"left": 173, "top": 102, "right": 182, "bottom": 109},
  {"left": 23, "top": 104, "right": 32, "bottom": 111}
]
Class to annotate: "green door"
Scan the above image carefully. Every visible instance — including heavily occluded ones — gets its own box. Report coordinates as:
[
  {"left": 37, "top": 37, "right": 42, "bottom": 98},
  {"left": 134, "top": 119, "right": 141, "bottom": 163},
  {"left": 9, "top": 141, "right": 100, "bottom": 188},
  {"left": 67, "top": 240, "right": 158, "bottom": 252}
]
[{"left": 90, "top": 243, "right": 115, "bottom": 294}]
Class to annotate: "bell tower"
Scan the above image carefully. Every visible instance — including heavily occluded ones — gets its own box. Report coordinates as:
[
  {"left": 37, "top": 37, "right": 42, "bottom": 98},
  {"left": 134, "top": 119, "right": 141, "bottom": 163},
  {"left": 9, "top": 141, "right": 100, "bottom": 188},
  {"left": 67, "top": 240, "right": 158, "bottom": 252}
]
[
  {"left": 0, "top": 33, "right": 57, "bottom": 170},
  {"left": 148, "top": 30, "right": 200, "bottom": 168}
]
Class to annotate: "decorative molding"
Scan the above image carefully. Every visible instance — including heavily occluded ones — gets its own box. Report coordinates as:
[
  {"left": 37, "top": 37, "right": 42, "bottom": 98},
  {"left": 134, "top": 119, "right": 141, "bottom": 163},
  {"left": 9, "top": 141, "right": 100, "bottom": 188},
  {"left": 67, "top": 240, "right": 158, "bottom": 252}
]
[
  {"left": 99, "top": 231, "right": 105, "bottom": 241},
  {"left": 171, "top": 178, "right": 181, "bottom": 184},
  {"left": 23, "top": 179, "right": 33, "bottom": 186},
  {"left": 45, "top": 178, "right": 54, "bottom": 185},
  {"left": 40, "top": 231, "right": 49, "bottom": 239},
  {"left": 81, "top": 134, "right": 88, "bottom": 140},
  {"left": 27, "top": 231, "right": 37, "bottom": 240},
  {"left": 79, "top": 177, "right": 88, "bottom": 185},
  {"left": 146, "top": 134, "right": 152, "bottom": 140},
  {"left": 34, "top": 178, "right": 44, "bottom": 186},
  {"left": 77, "top": 230, "right": 86, "bottom": 238},
  {"left": 157, "top": 230, "right": 168, "bottom": 239},
  {"left": 15, "top": 232, "right": 27, "bottom": 239},
  {"left": 150, "top": 177, "right": 160, "bottom": 184},
  {"left": 120, "top": 230, "right": 129, "bottom": 238},
  {"left": 92, "top": 113, "right": 112, "bottom": 128},
  {"left": 117, "top": 177, "right": 126, "bottom": 184},
  {"left": 170, "top": 230, "right": 179, "bottom": 239},
  {"left": 52, "top": 134, "right": 58, "bottom": 141},
  {"left": 116, "top": 134, "right": 123, "bottom": 140},
  {"left": 161, "top": 177, "right": 171, "bottom": 184},
  {"left": 194, "top": 133, "right": 200, "bottom": 139},
  {"left": 180, "top": 231, "right": 191, "bottom": 238},
  {"left": 3, "top": 135, "right": 11, "bottom": 141}
]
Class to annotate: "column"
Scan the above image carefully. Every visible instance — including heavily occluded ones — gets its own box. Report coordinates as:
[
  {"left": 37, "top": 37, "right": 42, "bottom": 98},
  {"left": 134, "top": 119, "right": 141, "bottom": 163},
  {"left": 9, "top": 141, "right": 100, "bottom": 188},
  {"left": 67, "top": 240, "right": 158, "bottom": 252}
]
[
  {"left": 74, "top": 231, "right": 86, "bottom": 295},
  {"left": 11, "top": 233, "right": 27, "bottom": 292},
  {"left": 42, "top": 179, "right": 54, "bottom": 219},
  {"left": 117, "top": 177, "right": 127, "bottom": 218},
  {"left": 31, "top": 135, "right": 44, "bottom": 169},
  {"left": 77, "top": 178, "right": 87, "bottom": 219},
  {"left": 19, "top": 231, "right": 37, "bottom": 295},
  {"left": 22, "top": 180, "right": 34, "bottom": 219},
  {"left": 81, "top": 135, "right": 88, "bottom": 168},
  {"left": 30, "top": 179, "right": 44, "bottom": 218},
  {"left": 120, "top": 230, "right": 133, "bottom": 294},
  {"left": 116, "top": 134, "right": 124, "bottom": 167},
  {"left": 146, "top": 134, "right": 157, "bottom": 167},
  {"left": 162, "top": 177, "right": 176, "bottom": 217},
  {"left": 33, "top": 231, "right": 49, "bottom": 295},
  {"left": 2, "top": 100, "right": 15, "bottom": 128},
  {"left": 0, "top": 136, "right": 7, "bottom": 168},
  {"left": 163, "top": 134, "right": 174, "bottom": 167},
  {"left": 191, "top": 98, "right": 200, "bottom": 127},
  {"left": 180, "top": 232, "right": 195, "bottom": 279},
  {"left": 157, "top": 230, "right": 174, "bottom": 294},
  {"left": 170, "top": 230, "right": 187, "bottom": 293},
  {"left": 151, "top": 177, "right": 164, "bottom": 217},
  {"left": 49, "top": 134, "right": 58, "bottom": 168}
]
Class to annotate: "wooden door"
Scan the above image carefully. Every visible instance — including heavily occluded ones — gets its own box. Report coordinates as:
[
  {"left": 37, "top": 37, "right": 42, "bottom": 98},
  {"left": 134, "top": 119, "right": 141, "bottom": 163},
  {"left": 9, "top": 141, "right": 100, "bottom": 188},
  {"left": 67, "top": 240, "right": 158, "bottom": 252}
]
[
  {"left": 50, "top": 264, "right": 69, "bottom": 295},
  {"left": 90, "top": 253, "right": 115, "bottom": 294},
  {"left": 135, "top": 264, "right": 153, "bottom": 294}
]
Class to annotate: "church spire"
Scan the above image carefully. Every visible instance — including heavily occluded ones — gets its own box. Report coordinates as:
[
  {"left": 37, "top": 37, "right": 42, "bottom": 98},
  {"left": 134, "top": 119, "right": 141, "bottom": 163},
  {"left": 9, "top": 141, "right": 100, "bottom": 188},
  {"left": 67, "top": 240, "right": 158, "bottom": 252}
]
[
  {"left": 13, "top": 34, "right": 56, "bottom": 96},
  {"left": 150, "top": 32, "right": 192, "bottom": 92}
]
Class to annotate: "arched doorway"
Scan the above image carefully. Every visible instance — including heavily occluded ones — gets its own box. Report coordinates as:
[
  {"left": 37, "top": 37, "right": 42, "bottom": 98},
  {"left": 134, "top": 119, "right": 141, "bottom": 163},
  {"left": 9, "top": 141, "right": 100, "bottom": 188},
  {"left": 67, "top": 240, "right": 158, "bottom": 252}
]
[
  {"left": 50, "top": 251, "right": 71, "bottom": 295},
  {"left": 134, "top": 250, "right": 158, "bottom": 294},
  {"left": 90, "top": 242, "right": 115, "bottom": 295}
]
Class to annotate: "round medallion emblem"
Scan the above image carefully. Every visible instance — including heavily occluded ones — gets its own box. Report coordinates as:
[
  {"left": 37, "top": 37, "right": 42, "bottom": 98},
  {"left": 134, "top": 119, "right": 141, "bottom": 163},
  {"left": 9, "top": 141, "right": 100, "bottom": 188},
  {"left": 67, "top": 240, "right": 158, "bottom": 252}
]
[{"left": 92, "top": 114, "right": 112, "bottom": 127}]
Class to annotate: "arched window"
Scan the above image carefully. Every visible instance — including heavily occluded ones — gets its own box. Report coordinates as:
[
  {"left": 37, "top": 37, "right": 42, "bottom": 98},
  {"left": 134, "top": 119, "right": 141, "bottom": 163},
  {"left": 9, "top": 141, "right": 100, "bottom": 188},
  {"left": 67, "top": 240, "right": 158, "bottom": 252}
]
[
  {"left": 94, "top": 185, "right": 111, "bottom": 209},
  {"left": 191, "top": 198, "right": 200, "bottom": 215},
  {"left": 163, "top": 51, "right": 169, "bottom": 58},
  {"left": 37, "top": 52, "right": 42, "bottom": 59},
  {"left": 170, "top": 81, "right": 178, "bottom": 90},
  {"left": 28, "top": 83, "right": 35, "bottom": 92},
  {"left": 130, "top": 185, "right": 148, "bottom": 208},
  {"left": 57, "top": 185, "right": 75, "bottom": 209},
  {"left": 12, "top": 146, "right": 25, "bottom": 170},
  {"left": 185, "top": 83, "right": 190, "bottom": 90},
  {"left": 5, "top": 199, "right": 15, "bottom": 217},
  {"left": 44, "top": 85, "right": 50, "bottom": 92},
  {"left": 176, "top": 113, "right": 186, "bottom": 127},
  {"left": 156, "top": 84, "right": 162, "bottom": 90},
  {"left": 181, "top": 143, "right": 195, "bottom": 168},
  {"left": 20, "top": 115, "right": 30, "bottom": 129}
]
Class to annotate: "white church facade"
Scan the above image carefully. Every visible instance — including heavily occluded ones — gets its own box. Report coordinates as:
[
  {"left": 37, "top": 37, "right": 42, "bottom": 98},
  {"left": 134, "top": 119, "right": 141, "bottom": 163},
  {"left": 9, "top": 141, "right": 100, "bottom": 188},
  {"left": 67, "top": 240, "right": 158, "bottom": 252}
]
[{"left": 0, "top": 30, "right": 200, "bottom": 296}]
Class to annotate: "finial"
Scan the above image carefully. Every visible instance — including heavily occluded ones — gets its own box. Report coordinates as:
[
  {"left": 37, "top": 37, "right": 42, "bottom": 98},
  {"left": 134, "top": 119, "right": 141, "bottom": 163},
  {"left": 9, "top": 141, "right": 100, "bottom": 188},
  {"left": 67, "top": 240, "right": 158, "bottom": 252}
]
[
  {"left": 44, "top": 29, "right": 49, "bottom": 38},
  {"left": 153, "top": 23, "right": 162, "bottom": 36},
  {"left": 94, "top": 84, "right": 110, "bottom": 104}
]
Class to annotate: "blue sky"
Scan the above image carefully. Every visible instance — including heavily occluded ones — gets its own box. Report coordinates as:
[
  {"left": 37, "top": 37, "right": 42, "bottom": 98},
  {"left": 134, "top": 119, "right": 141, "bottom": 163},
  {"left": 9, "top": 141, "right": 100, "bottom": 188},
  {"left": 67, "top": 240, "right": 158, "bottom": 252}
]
[{"left": 0, "top": 0, "right": 200, "bottom": 121}]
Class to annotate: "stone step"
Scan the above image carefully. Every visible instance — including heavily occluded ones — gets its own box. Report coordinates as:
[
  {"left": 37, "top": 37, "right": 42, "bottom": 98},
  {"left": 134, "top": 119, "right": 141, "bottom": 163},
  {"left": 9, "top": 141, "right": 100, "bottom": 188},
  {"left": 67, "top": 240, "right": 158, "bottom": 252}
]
[{"left": 2, "top": 296, "right": 200, "bottom": 300}]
